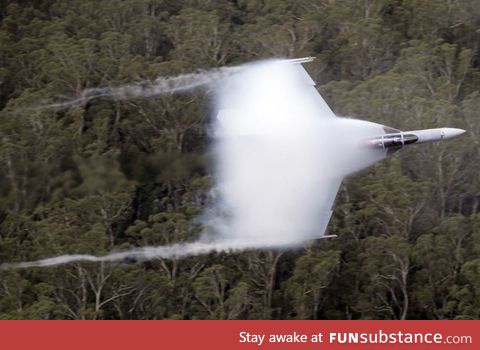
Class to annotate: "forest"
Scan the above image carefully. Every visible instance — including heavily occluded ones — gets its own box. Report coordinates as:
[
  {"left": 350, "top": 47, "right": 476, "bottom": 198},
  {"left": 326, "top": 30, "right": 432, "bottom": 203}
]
[{"left": 0, "top": 0, "right": 479, "bottom": 320}]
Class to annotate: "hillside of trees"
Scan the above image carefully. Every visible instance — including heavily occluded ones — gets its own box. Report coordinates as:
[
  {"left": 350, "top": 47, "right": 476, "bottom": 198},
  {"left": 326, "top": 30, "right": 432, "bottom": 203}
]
[{"left": 1, "top": 0, "right": 479, "bottom": 319}]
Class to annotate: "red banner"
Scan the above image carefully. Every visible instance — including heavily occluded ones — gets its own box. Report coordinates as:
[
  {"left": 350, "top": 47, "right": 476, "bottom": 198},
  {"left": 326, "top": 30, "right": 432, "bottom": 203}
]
[{"left": 0, "top": 320, "right": 478, "bottom": 349}]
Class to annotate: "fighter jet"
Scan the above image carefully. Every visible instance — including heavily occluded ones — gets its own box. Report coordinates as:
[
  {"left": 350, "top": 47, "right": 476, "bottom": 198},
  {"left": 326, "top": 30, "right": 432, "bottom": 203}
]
[
  {"left": 293, "top": 57, "right": 465, "bottom": 237},
  {"left": 217, "top": 57, "right": 466, "bottom": 240}
]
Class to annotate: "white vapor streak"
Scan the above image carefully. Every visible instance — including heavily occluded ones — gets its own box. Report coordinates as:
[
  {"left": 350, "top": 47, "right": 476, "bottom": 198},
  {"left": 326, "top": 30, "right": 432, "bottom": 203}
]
[
  {"left": 32, "top": 66, "right": 241, "bottom": 110},
  {"left": 0, "top": 240, "right": 285, "bottom": 269}
]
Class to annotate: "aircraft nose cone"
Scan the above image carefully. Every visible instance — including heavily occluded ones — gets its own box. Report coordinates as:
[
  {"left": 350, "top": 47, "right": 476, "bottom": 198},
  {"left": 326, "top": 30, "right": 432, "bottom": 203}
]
[{"left": 442, "top": 128, "right": 466, "bottom": 140}]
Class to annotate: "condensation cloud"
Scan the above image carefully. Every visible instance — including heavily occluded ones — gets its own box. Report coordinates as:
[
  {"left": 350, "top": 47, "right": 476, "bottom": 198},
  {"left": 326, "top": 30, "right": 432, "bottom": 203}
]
[{"left": 2, "top": 59, "right": 386, "bottom": 269}]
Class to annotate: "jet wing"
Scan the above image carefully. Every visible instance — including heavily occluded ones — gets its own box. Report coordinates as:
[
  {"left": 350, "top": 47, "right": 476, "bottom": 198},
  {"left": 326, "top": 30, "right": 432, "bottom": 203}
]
[
  {"left": 280, "top": 57, "right": 337, "bottom": 119},
  {"left": 316, "top": 177, "right": 342, "bottom": 238},
  {"left": 217, "top": 57, "right": 336, "bottom": 132}
]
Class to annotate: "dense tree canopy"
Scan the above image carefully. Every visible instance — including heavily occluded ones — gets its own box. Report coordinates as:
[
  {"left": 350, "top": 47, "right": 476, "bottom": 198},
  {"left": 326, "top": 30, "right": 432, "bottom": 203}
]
[{"left": 0, "top": 0, "right": 479, "bottom": 319}]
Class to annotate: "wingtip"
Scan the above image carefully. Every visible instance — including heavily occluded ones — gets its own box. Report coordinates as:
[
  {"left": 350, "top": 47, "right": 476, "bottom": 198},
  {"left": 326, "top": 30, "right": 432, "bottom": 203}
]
[
  {"left": 318, "top": 234, "right": 338, "bottom": 240},
  {"left": 282, "top": 57, "right": 316, "bottom": 64}
]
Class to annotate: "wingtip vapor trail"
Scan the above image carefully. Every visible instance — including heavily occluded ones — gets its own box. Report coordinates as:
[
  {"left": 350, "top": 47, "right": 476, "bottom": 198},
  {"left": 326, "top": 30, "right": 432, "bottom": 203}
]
[{"left": 4, "top": 57, "right": 357, "bottom": 269}]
